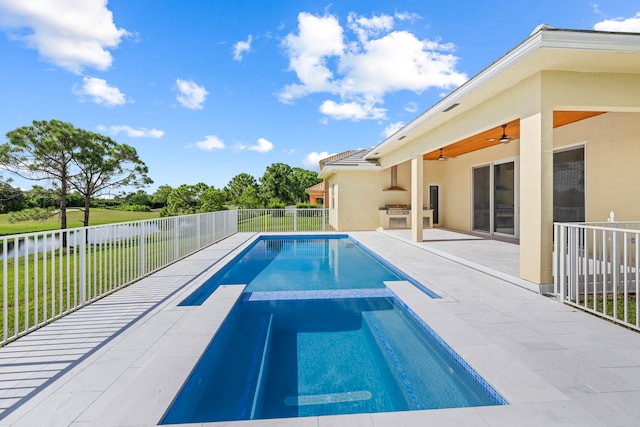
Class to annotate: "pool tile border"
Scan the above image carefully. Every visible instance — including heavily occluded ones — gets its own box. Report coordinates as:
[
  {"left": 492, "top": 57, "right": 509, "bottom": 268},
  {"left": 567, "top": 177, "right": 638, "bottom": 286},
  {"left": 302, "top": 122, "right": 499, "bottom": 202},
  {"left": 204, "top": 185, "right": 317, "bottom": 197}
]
[{"left": 244, "top": 288, "right": 394, "bottom": 301}]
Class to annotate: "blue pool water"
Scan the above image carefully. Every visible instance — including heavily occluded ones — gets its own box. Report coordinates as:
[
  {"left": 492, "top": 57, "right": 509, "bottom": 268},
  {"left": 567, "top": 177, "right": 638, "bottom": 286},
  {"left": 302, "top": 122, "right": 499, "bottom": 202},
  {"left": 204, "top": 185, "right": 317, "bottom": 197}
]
[
  {"left": 181, "top": 235, "right": 438, "bottom": 306},
  {"left": 161, "top": 294, "right": 506, "bottom": 424}
]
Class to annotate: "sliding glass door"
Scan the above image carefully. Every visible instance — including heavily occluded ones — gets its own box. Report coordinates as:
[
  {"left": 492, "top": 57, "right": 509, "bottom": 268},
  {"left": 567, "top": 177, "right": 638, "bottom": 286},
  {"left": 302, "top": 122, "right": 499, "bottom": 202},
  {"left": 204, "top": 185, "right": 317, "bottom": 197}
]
[
  {"left": 472, "top": 166, "right": 490, "bottom": 232},
  {"left": 472, "top": 160, "right": 518, "bottom": 237},
  {"left": 494, "top": 162, "right": 515, "bottom": 235}
]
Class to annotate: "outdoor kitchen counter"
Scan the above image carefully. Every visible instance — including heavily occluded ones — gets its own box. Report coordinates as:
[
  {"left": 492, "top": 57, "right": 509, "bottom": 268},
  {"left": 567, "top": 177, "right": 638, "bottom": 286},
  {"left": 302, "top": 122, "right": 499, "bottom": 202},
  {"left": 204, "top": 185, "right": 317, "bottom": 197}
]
[{"left": 378, "top": 208, "right": 433, "bottom": 229}]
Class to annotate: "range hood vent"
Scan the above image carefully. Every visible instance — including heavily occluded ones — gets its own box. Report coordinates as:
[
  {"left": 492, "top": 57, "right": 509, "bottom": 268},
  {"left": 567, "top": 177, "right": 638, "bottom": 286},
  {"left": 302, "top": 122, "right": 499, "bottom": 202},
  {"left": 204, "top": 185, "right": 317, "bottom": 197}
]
[{"left": 383, "top": 165, "right": 407, "bottom": 191}]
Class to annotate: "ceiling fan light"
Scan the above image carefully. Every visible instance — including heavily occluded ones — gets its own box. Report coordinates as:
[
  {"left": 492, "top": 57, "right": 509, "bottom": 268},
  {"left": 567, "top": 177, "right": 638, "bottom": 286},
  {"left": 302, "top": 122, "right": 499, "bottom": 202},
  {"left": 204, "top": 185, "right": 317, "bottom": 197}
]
[{"left": 499, "top": 124, "right": 509, "bottom": 143}]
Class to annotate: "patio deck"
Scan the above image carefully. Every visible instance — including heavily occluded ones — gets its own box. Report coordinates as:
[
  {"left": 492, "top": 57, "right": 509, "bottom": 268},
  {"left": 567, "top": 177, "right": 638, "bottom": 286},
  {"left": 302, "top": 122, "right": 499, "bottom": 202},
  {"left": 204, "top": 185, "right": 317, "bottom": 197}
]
[{"left": 1, "top": 230, "right": 640, "bottom": 426}]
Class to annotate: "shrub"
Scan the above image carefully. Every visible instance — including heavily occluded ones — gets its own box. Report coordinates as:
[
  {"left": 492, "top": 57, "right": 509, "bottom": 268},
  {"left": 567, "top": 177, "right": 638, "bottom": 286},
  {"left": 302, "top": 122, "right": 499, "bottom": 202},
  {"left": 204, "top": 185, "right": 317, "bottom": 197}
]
[
  {"left": 120, "top": 204, "right": 151, "bottom": 212},
  {"left": 295, "top": 202, "right": 319, "bottom": 209}
]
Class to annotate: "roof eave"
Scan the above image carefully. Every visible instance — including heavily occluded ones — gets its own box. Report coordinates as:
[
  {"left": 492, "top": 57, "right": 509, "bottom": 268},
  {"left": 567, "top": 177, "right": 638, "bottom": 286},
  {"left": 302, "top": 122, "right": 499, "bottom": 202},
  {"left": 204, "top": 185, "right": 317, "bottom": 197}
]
[{"left": 364, "top": 27, "right": 640, "bottom": 161}]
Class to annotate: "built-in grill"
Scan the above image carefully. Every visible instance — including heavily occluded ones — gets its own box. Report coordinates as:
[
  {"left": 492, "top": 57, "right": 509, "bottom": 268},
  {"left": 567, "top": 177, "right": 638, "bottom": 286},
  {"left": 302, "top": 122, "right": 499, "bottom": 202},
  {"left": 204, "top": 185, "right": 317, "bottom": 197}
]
[
  {"left": 380, "top": 204, "right": 410, "bottom": 229},
  {"left": 386, "top": 208, "right": 410, "bottom": 215}
]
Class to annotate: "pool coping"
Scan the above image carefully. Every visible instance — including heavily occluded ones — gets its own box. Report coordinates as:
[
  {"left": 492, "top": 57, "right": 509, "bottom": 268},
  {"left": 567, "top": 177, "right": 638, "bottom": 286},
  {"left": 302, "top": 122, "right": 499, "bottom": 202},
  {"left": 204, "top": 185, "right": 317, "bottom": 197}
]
[{"left": 1, "top": 231, "right": 636, "bottom": 426}]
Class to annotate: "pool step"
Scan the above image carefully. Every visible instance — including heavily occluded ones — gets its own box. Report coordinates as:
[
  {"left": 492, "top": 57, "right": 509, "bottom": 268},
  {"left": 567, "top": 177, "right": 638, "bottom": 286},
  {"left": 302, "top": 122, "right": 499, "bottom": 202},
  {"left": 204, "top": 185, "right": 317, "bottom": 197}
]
[
  {"left": 250, "top": 314, "right": 274, "bottom": 419},
  {"left": 363, "top": 309, "right": 489, "bottom": 410},
  {"left": 236, "top": 313, "right": 274, "bottom": 420},
  {"left": 362, "top": 311, "right": 425, "bottom": 410}
]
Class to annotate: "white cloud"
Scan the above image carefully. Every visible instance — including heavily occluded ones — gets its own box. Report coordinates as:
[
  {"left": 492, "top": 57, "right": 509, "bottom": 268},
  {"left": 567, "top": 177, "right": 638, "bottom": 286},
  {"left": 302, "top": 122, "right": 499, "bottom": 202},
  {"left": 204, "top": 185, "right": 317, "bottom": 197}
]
[
  {"left": 0, "top": 0, "right": 128, "bottom": 73},
  {"left": 394, "top": 11, "right": 421, "bottom": 22},
  {"left": 232, "top": 141, "right": 247, "bottom": 151},
  {"left": 195, "top": 135, "right": 225, "bottom": 151},
  {"left": 73, "top": 76, "right": 126, "bottom": 107},
  {"left": 279, "top": 12, "right": 344, "bottom": 103},
  {"left": 319, "top": 99, "right": 386, "bottom": 121},
  {"left": 348, "top": 12, "right": 394, "bottom": 43},
  {"left": 279, "top": 11, "right": 467, "bottom": 121},
  {"left": 233, "top": 35, "right": 252, "bottom": 61},
  {"left": 382, "top": 121, "right": 405, "bottom": 138},
  {"left": 303, "top": 151, "right": 334, "bottom": 170},
  {"left": 234, "top": 137, "right": 274, "bottom": 153},
  {"left": 404, "top": 101, "right": 418, "bottom": 113},
  {"left": 249, "top": 138, "right": 273, "bottom": 153},
  {"left": 103, "top": 125, "right": 164, "bottom": 138},
  {"left": 594, "top": 13, "right": 640, "bottom": 32},
  {"left": 339, "top": 31, "right": 465, "bottom": 96},
  {"left": 176, "top": 79, "right": 208, "bottom": 109}
]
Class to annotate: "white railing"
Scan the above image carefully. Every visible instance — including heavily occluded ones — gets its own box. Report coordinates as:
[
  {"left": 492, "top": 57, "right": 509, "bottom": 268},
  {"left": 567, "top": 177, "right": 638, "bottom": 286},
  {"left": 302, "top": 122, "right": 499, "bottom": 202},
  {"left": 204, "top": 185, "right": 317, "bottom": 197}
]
[
  {"left": 237, "top": 208, "right": 328, "bottom": 232},
  {"left": 554, "top": 221, "right": 640, "bottom": 331},
  {"left": 1, "top": 210, "right": 238, "bottom": 346}
]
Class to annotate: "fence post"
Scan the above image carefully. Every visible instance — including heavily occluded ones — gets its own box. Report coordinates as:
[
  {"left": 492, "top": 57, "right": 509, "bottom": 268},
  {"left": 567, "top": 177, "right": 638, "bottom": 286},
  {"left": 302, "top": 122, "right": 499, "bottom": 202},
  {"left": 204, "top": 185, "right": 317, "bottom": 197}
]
[
  {"left": 294, "top": 208, "right": 297, "bottom": 231},
  {"left": 139, "top": 222, "right": 146, "bottom": 277},
  {"left": 196, "top": 215, "right": 201, "bottom": 249},
  {"left": 323, "top": 208, "right": 326, "bottom": 231},
  {"left": 79, "top": 229, "right": 86, "bottom": 305},
  {"left": 612, "top": 230, "right": 619, "bottom": 319},
  {"left": 3, "top": 239, "right": 8, "bottom": 344},
  {"left": 559, "top": 225, "right": 566, "bottom": 302},
  {"left": 174, "top": 216, "right": 180, "bottom": 260}
]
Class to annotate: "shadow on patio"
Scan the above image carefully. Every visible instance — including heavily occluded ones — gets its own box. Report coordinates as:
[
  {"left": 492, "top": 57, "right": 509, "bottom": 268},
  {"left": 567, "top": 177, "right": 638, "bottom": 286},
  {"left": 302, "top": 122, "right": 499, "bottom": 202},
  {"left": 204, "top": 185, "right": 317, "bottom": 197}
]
[{"left": 378, "top": 228, "right": 543, "bottom": 293}]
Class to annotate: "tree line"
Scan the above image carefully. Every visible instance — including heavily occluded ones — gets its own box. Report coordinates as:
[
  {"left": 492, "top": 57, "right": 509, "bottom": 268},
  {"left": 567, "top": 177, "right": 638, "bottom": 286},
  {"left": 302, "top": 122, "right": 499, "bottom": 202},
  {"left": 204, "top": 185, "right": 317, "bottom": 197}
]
[{"left": 0, "top": 120, "right": 322, "bottom": 229}]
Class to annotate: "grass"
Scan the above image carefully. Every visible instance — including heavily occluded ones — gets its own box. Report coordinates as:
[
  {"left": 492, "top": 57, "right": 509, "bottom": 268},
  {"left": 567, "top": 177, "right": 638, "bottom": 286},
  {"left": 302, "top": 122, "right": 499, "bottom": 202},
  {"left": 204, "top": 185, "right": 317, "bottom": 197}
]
[
  {"left": 0, "top": 208, "right": 160, "bottom": 236},
  {"left": 578, "top": 293, "right": 638, "bottom": 325}
]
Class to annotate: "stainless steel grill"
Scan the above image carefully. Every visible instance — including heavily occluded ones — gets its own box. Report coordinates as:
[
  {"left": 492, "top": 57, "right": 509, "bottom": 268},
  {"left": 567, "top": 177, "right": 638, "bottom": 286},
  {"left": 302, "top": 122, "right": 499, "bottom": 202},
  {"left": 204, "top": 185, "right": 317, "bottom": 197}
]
[{"left": 386, "top": 209, "right": 410, "bottom": 215}]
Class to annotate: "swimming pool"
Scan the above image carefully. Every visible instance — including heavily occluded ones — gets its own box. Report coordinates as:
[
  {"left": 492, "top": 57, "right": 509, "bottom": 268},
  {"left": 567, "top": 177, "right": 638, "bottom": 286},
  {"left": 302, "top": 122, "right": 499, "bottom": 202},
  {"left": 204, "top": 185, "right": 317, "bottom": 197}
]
[
  {"left": 161, "top": 294, "right": 506, "bottom": 423},
  {"left": 181, "top": 234, "right": 438, "bottom": 305},
  {"left": 164, "top": 235, "right": 506, "bottom": 423}
]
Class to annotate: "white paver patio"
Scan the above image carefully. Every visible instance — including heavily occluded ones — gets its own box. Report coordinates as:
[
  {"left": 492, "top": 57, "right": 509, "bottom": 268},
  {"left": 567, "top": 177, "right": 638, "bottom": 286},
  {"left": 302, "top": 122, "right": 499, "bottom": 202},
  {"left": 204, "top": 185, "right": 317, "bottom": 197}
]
[{"left": 1, "top": 230, "right": 639, "bottom": 426}]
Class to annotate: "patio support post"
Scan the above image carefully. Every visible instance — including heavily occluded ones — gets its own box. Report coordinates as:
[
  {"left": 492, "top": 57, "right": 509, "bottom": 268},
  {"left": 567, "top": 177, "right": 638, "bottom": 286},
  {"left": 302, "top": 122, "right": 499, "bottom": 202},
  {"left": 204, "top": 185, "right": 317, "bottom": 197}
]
[
  {"left": 519, "top": 105, "right": 554, "bottom": 284},
  {"left": 411, "top": 156, "right": 424, "bottom": 243}
]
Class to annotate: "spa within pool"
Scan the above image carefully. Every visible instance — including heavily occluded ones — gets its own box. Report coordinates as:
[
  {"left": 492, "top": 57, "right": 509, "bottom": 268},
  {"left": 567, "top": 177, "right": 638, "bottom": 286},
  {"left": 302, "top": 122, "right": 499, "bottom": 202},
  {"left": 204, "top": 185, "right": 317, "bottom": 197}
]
[
  {"left": 162, "top": 295, "right": 506, "bottom": 423},
  {"left": 181, "top": 234, "right": 438, "bottom": 306}
]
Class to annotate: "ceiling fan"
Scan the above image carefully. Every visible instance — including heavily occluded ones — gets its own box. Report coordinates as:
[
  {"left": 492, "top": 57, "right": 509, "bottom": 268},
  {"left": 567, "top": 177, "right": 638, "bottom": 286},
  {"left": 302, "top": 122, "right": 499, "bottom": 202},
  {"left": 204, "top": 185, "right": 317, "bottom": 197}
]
[
  {"left": 438, "top": 148, "right": 455, "bottom": 161},
  {"left": 496, "top": 124, "right": 514, "bottom": 144}
]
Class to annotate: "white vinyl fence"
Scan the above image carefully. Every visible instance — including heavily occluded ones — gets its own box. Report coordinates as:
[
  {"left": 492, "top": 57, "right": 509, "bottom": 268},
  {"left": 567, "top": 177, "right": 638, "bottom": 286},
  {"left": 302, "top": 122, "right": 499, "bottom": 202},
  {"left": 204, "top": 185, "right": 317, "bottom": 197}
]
[
  {"left": 554, "top": 221, "right": 640, "bottom": 331},
  {"left": 1, "top": 210, "right": 237, "bottom": 346}
]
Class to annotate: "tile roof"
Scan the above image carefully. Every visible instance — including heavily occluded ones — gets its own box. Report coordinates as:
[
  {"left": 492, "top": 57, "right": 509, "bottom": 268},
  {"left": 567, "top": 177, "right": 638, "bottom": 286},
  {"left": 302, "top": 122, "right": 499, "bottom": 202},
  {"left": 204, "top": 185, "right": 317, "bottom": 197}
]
[{"left": 305, "top": 181, "right": 325, "bottom": 193}]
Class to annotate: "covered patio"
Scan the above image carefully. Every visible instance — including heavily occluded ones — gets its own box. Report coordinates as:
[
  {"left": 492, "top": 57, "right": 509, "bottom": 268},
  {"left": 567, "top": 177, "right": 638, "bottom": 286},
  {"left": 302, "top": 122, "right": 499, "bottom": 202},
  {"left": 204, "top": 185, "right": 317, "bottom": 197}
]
[{"left": 321, "top": 26, "right": 640, "bottom": 289}]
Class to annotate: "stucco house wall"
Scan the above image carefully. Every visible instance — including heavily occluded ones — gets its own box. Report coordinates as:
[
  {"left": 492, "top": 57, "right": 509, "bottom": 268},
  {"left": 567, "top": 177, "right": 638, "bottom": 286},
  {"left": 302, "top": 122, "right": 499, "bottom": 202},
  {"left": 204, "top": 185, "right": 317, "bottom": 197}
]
[
  {"left": 556, "top": 112, "right": 640, "bottom": 222},
  {"left": 423, "top": 111, "right": 640, "bottom": 234},
  {"left": 327, "top": 162, "right": 414, "bottom": 231}
]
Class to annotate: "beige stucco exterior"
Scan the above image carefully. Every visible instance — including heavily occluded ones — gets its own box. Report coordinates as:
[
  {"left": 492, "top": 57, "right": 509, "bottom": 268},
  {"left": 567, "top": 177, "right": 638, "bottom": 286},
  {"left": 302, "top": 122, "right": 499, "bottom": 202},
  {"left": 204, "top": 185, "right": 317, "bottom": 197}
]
[{"left": 321, "top": 28, "right": 640, "bottom": 285}]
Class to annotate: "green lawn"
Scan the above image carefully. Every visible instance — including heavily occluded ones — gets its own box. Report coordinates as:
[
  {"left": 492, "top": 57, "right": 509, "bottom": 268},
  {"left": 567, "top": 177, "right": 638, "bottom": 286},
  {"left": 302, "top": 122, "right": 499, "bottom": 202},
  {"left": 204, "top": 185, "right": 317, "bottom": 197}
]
[
  {"left": 579, "top": 293, "right": 638, "bottom": 325},
  {"left": 0, "top": 208, "right": 160, "bottom": 236}
]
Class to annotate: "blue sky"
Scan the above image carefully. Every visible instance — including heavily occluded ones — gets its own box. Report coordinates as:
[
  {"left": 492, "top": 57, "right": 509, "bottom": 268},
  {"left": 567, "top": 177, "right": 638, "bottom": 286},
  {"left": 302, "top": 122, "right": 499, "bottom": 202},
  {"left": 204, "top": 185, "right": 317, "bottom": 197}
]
[{"left": 1, "top": 1, "right": 639, "bottom": 194}]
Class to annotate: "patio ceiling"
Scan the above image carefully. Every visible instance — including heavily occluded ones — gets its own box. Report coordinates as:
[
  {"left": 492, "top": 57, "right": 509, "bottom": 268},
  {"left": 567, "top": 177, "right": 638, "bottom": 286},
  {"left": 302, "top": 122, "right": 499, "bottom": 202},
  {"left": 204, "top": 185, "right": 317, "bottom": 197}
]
[{"left": 423, "top": 111, "right": 605, "bottom": 160}]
